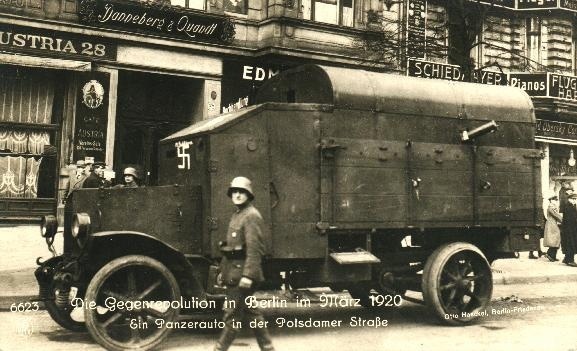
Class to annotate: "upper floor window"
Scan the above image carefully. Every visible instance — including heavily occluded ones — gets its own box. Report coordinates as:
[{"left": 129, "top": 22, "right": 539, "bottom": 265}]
[
  {"left": 301, "top": 0, "right": 354, "bottom": 27},
  {"left": 170, "top": 0, "right": 206, "bottom": 10},
  {"left": 224, "top": 0, "right": 248, "bottom": 14},
  {"left": 526, "top": 17, "right": 542, "bottom": 68}
]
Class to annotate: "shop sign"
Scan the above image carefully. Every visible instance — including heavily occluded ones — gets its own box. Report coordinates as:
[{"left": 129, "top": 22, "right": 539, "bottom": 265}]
[
  {"left": 0, "top": 0, "right": 24, "bottom": 8},
  {"left": 407, "top": 59, "right": 507, "bottom": 85},
  {"left": 560, "top": 0, "right": 577, "bottom": 10},
  {"left": 73, "top": 72, "right": 110, "bottom": 163},
  {"left": 406, "top": 0, "right": 426, "bottom": 59},
  {"left": 79, "top": 0, "right": 236, "bottom": 44},
  {"left": 549, "top": 73, "right": 577, "bottom": 100},
  {"left": 0, "top": 24, "right": 117, "bottom": 61},
  {"left": 473, "top": 0, "right": 515, "bottom": 8},
  {"left": 508, "top": 72, "right": 547, "bottom": 96},
  {"left": 517, "top": 0, "right": 558, "bottom": 9},
  {"left": 221, "top": 60, "right": 290, "bottom": 114},
  {"left": 536, "top": 119, "right": 577, "bottom": 141}
]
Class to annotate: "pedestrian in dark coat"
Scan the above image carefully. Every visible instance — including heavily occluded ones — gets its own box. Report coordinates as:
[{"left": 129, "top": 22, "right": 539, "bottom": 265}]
[
  {"left": 560, "top": 193, "right": 577, "bottom": 267},
  {"left": 544, "top": 196, "right": 562, "bottom": 261},
  {"left": 214, "top": 176, "right": 275, "bottom": 351},
  {"left": 82, "top": 163, "right": 110, "bottom": 188}
]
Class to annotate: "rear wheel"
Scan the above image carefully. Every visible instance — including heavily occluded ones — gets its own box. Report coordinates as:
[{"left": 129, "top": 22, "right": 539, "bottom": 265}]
[
  {"left": 84, "top": 255, "right": 181, "bottom": 351},
  {"left": 422, "top": 242, "right": 492, "bottom": 325}
]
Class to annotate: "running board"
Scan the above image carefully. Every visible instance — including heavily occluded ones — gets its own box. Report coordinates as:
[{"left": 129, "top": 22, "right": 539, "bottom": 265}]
[{"left": 330, "top": 250, "right": 381, "bottom": 264}]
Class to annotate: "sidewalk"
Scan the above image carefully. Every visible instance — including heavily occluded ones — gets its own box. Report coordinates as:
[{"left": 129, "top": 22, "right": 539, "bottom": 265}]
[{"left": 1, "top": 224, "right": 577, "bottom": 310}]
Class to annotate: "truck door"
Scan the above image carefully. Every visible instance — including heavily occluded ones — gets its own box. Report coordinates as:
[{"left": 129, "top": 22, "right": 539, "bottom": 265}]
[
  {"left": 408, "top": 142, "right": 474, "bottom": 226},
  {"left": 475, "top": 146, "right": 542, "bottom": 227},
  {"left": 319, "top": 138, "right": 408, "bottom": 227}
]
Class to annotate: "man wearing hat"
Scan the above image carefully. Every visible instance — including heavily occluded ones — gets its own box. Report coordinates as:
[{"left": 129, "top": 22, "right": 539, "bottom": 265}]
[
  {"left": 544, "top": 195, "right": 562, "bottom": 262},
  {"left": 64, "top": 160, "right": 88, "bottom": 199},
  {"left": 82, "top": 162, "right": 110, "bottom": 188},
  {"left": 214, "top": 176, "right": 274, "bottom": 351},
  {"left": 560, "top": 193, "right": 577, "bottom": 266},
  {"left": 122, "top": 167, "right": 140, "bottom": 188}
]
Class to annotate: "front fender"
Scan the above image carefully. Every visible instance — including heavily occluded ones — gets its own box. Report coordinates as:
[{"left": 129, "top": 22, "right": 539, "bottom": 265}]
[{"left": 83, "top": 231, "right": 208, "bottom": 297}]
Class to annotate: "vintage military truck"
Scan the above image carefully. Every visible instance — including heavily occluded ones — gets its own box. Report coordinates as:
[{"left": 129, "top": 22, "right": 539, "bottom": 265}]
[{"left": 36, "top": 65, "right": 542, "bottom": 350}]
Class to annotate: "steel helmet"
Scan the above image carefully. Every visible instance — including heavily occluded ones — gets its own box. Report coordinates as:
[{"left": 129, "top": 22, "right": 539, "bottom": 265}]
[
  {"left": 123, "top": 167, "right": 139, "bottom": 179},
  {"left": 227, "top": 176, "right": 254, "bottom": 199}
]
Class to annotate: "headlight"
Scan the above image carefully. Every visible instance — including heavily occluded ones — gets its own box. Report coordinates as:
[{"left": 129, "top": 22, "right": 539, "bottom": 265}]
[
  {"left": 72, "top": 213, "right": 91, "bottom": 239},
  {"left": 40, "top": 215, "right": 58, "bottom": 238}
]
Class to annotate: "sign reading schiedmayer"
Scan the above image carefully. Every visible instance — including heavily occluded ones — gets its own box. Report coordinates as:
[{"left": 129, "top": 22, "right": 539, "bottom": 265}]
[
  {"left": 0, "top": 24, "right": 116, "bottom": 61},
  {"left": 79, "top": 0, "right": 236, "bottom": 44}
]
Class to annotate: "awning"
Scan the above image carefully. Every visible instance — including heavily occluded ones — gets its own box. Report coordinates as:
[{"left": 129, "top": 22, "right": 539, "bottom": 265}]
[{"left": 0, "top": 52, "right": 91, "bottom": 71}]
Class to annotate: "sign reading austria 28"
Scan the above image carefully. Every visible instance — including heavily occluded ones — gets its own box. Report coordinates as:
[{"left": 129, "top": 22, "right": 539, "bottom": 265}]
[{"left": 79, "top": 0, "right": 236, "bottom": 44}]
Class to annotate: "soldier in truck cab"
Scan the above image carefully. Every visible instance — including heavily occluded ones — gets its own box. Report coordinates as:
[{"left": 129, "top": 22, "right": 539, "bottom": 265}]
[{"left": 214, "top": 177, "right": 275, "bottom": 351}]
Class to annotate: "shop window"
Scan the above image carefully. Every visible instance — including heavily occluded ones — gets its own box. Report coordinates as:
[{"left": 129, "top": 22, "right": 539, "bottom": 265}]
[
  {"left": 170, "top": 0, "right": 205, "bottom": 10},
  {"left": 223, "top": 0, "right": 248, "bottom": 15},
  {"left": 0, "top": 67, "right": 58, "bottom": 199},
  {"left": 302, "top": 0, "right": 354, "bottom": 27},
  {"left": 526, "top": 17, "right": 542, "bottom": 69}
]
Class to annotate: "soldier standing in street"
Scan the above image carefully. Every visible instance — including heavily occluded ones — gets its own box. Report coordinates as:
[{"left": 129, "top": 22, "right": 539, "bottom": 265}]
[{"left": 214, "top": 176, "right": 275, "bottom": 351}]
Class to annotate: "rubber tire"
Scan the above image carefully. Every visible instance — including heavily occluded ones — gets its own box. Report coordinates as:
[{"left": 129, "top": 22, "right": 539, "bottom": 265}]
[
  {"left": 44, "top": 284, "right": 86, "bottom": 332},
  {"left": 422, "top": 242, "right": 492, "bottom": 326},
  {"left": 84, "top": 255, "right": 181, "bottom": 351}
]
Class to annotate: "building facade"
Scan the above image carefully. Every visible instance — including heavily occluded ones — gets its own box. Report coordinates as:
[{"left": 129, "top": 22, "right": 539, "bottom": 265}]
[{"left": 0, "top": 0, "right": 389, "bottom": 219}]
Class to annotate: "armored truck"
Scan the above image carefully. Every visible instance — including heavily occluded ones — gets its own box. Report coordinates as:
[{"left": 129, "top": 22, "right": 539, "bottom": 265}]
[{"left": 36, "top": 65, "right": 542, "bottom": 351}]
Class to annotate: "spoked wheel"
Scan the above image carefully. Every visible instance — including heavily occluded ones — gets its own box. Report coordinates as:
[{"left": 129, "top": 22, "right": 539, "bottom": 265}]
[
  {"left": 422, "top": 242, "right": 492, "bottom": 325},
  {"left": 84, "top": 255, "right": 181, "bottom": 351}
]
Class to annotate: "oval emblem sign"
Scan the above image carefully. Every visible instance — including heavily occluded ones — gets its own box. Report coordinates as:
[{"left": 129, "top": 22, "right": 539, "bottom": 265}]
[{"left": 81, "top": 79, "right": 105, "bottom": 109}]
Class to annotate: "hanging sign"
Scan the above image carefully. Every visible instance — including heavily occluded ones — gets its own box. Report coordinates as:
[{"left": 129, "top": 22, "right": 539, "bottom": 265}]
[
  {"left": 406, "top": 0, "right": 426, "bottom": 59},
  {"left": 73, "top": 72, "right": 110, "bottom": 163}
]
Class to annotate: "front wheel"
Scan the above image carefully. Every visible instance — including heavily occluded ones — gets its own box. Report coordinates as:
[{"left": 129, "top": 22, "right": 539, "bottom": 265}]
[
  {"left": 422, "top": 242, "right": 492, "bottom": 325},
  {"left": 84, "top": 255, "right": 181, "bottom": 351}
]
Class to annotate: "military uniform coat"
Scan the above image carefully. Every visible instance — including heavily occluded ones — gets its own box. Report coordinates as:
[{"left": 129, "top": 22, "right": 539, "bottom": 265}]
[
  {"left": 220, "top": 203, "right": 268, "bottom": 286},
  {"left": 561, "top": 203, "right": 577, "bottom": 255},
  {"left": 544, "top": 203, "right": 562, "bottom": 248}
]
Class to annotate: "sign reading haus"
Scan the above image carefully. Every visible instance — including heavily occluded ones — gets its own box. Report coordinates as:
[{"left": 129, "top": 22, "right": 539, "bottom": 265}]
[{"left": 79, "top": 0, "right": 236, "bottom": 44}]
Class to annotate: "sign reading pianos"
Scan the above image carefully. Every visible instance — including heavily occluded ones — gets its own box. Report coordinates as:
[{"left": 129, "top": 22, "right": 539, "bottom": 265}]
[{"left": 79, "top": 0, "right": 236, "bottom": 44}]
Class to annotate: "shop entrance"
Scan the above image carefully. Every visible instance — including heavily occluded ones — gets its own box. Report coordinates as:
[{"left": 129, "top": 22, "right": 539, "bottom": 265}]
[{"left": 115, "top": 71, "right": 203, "bottom": 185}]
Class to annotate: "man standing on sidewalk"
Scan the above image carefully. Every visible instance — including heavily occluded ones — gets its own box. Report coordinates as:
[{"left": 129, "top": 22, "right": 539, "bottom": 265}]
[
  {"left": 214, "top": 176, "right": 275, "bottom": 351},
  {"left": 544, "top": 195, "right": 562, "bottom": 262},
  {"left": 561, "top": 193, "right": 577, "bottom": 267}
]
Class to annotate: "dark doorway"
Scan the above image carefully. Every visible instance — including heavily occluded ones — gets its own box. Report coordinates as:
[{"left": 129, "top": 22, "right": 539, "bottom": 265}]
[{"left": 115, "top": 71, "right": 203, "bottom": 185}]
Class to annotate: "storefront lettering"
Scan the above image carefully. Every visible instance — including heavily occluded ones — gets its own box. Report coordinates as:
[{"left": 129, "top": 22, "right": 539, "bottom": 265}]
[
  {"left": 536, "top": 119, "right": 577, "bottom": 141},
  {"left": 0, "top": 24, "right": 116, "bottom": 60},
  {"left": 176, "top": 16, "right": 218, "bottom": 38},
  {"left": 242, "top": 66, "right": 279, "bottom": 81},
  {"left": 98, "top": 4, "right": 166, "bottom": 30},
  {"left": 407, "top": 59, "right": 506, "bottom": 85},
  {"left": 0, "top": 0, "right": 24, "bottom": 8},
  {"left": 81, "top": 0, "right": 235, "bottom": 44}
]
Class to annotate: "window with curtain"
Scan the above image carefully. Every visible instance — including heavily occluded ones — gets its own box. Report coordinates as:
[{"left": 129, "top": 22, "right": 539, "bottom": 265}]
[{"left": 0, "top": 66, "right": 57, "bottom": 199}]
